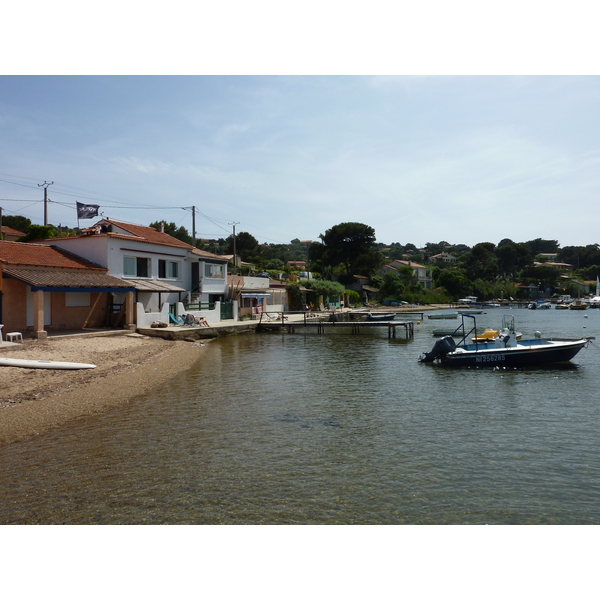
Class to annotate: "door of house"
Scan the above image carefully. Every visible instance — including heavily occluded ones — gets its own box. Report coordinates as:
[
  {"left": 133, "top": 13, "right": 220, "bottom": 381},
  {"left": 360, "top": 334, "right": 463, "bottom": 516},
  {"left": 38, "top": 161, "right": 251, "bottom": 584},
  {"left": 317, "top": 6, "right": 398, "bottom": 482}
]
[
  {"left": 191, "top": 262, "right": 200, "bottom": 292},
  {"left": 220, "top": 301, "right": 233, "bottom": 320}
]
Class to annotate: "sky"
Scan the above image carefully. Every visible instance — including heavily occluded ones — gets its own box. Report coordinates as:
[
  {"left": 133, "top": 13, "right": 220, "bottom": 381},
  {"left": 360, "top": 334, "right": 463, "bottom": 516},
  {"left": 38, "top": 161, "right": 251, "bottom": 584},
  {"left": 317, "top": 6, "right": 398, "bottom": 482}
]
[
  {"left": 1, "top": 75, "right": 599, "bottom": 250},
  {"left": 1, "top": 7, "right": 599, "bottom": 252}
]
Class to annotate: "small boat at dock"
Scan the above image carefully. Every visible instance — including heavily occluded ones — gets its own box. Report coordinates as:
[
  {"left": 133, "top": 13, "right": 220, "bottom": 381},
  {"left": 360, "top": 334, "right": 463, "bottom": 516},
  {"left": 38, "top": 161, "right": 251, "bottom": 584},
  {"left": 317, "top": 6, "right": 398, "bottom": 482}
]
[
  {"left": 366, "top": 313, "right": 396, "bottom": 321},
  {"left": 427, "top": 312, "right": 458, "bottom": 320},
  {"left": 569, "top": 299, "right": 587, "bottom": 310}
]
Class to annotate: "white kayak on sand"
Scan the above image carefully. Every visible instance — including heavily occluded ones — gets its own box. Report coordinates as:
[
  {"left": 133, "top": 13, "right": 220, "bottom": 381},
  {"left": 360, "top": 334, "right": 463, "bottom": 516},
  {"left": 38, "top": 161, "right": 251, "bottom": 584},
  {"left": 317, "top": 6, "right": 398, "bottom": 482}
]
[{"left": 0, "top": 357, "right": 96, "bottom": 370}]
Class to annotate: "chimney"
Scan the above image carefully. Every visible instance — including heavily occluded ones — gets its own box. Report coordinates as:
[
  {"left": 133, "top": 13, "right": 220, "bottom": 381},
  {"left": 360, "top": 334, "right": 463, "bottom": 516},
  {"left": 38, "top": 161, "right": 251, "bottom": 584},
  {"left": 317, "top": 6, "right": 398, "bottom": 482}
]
[{"left": 160, "top": 222, "right": 165, "bottom": 233}]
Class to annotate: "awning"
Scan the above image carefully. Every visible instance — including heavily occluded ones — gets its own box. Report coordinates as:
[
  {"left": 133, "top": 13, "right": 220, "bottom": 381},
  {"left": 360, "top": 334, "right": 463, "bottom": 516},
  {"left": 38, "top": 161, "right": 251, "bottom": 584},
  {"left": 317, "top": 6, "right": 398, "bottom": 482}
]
[
  {"left": 241, "top": 293, "right": 271, "bottom": 299},
  {"left": 126, "top": 279, "right": 186, "bottom": 293},
  {"left": 3, "top": 267, "right": 136, "bottom": 293}
]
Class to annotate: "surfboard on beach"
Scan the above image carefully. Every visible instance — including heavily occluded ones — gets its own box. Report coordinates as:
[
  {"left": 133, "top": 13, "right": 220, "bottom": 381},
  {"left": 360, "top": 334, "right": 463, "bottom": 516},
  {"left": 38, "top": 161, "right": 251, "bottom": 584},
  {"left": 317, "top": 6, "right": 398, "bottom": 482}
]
[{"left": 0, "top": 357, "right": 96, "bottom": 370}]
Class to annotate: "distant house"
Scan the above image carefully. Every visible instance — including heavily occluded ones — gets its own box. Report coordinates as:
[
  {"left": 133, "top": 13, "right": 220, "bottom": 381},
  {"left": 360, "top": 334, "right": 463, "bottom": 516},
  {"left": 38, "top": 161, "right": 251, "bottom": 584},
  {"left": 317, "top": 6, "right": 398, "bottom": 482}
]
[
  {"left": 0, "top": 240, "right": 135, "bottom": 338},
  {"left": 571, "top": 280, "right": 596, "bottom": 295},
  {"left": 286, "top": 260, "right": 306, "bottom": 270},
  {"left": 380, "top": 259, "right": 433, "bottom": 290},
  {"left": 536, "top": 253, "right": 558, "bottom": 261},
  {"left": 347, "top": 275, "right": 379, "bottom": 303},
  {"left": 517, "top": 283, "right": 541, "bottom": 299},
  {"left": 533, "top": 261, "right": 573, "bottom": 270},
  {"left": 222, "top": 254, "right": 256, "bottom": 272},
  {"left": 0, "top": 226, "right": 25, "bottom": 242},
  {"left": 228, "top": 274, "right": 276, "bottom": 318},
  {"left": 430, "top": 252, "right": 457, "bottom": 264}
]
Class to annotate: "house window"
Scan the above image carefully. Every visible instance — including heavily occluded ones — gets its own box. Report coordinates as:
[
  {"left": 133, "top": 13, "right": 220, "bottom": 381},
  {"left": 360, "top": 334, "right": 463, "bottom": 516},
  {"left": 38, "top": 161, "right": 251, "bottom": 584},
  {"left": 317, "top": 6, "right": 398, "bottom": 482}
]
[
  {"left": 65, "top": 292, "right": 91, "bottom": 307},
  {"left": 124, "top": 256, "right": 150, "bottom": 277},
  {"left": 205, "top": 263, "right": 224, "bottom": 278},
  {"left": 159, "top": 259, "right": 179, "bottom": 279}
]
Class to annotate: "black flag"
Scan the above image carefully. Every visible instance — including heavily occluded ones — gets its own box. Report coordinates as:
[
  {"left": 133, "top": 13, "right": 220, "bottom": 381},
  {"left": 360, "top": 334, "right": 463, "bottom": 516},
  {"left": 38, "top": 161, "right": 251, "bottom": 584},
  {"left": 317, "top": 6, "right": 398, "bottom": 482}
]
[{"left": 77, "top": 202, "right": 100, "bottom": 219}]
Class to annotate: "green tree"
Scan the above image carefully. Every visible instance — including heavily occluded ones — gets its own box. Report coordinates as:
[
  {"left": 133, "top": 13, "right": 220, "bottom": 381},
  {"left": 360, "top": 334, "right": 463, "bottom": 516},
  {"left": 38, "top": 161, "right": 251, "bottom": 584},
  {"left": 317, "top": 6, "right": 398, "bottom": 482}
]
[
  {"left": 226, "top": 231, "right": 262, "bottom": 263},
  {"left": 520, "top": 264, "right": 561, "bottom": 292},
  {"left": 558, "top": 244, "right": 600, "bottom": 270},
  {"left": 463, "top": 242, "right": 498, "bottom": 280},
  {"left": 316, "top": 222, "right": 382, "bottom": 278},
  {"left": 495, "top": 239, "right": 532, "bottom": 277},
  {"left": 379, "top": 271, "right": 405, "bottom": 300},
  {"left": 2, "top": 215, "right": 31, "bottom": 234},
  {"left": 434, "top": 268, "right": 471, "bottom": 299},
  {"left": 524, "top": 238, "right": 560, "bottom": 256},
  {"left": 18, "top": 224, "right": 58, "bottom": 242}
]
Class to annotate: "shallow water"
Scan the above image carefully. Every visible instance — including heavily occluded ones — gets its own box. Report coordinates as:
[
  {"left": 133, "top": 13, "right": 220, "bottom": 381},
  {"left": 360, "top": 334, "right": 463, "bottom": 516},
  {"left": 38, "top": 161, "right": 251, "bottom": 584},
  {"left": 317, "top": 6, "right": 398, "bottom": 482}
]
[{"left": 1, "top": 308, "right": 599, "bottom": 524}]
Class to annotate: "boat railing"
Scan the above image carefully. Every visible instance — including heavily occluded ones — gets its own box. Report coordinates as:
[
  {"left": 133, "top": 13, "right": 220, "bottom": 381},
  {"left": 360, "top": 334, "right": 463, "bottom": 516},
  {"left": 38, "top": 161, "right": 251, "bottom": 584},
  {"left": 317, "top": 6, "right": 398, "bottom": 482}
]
[
  {"left": 449, "top": 313, "right": 479, "bottom": 348},
  {"left": 501, "top": 314, "right": 515, "bottom": 332}
]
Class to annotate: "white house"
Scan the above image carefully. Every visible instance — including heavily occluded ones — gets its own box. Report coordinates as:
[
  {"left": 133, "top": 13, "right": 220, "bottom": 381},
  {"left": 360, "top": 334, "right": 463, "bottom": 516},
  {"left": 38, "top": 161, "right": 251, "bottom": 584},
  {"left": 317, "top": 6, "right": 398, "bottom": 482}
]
[
  {"left": 430, "top": 252, "right": 457, "bottom": 264},
  {"left": 380, "top": 259, "right": 433, "bottom": 290},
  {"left": 39, "top": 219, "right": 194, "bottom": 314},
  {"left": 189, "top": 247, "right": 229, "bottom": 305},
  {"left": 40, "top": 219, "right": 232, "bottom": 324}
]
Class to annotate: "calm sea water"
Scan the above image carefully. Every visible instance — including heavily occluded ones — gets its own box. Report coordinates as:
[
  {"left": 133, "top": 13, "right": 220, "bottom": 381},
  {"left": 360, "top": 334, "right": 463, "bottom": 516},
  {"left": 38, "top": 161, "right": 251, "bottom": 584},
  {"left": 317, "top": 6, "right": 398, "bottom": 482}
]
[{"left": 1, "top": 308, "right": 599, "bottom": 524}]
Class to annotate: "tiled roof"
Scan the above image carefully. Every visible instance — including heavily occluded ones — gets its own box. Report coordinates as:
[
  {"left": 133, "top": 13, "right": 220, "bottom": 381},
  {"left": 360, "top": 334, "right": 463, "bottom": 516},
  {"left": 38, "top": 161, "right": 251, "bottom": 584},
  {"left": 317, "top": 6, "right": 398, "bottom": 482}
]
[
  {"left": 45, "top": 219, "right": 196, "bottom": 251},
  {"left": 191, "top": 248, "right": 229, "bottom": 261},
  {"left": 0, "top": 241, "right": 104, "bottom": 270},
  {"left": 3, "top": 267, "right": 134, "bottom": 289},
  {"left": 0, "top": 226, "right": 25, "bottom": 236},
  {"left": 387, "top": 259, "right": 427, "bottom": 269},
  {"left": 101, "top": 219, "right": 194, "bottom": 250}
]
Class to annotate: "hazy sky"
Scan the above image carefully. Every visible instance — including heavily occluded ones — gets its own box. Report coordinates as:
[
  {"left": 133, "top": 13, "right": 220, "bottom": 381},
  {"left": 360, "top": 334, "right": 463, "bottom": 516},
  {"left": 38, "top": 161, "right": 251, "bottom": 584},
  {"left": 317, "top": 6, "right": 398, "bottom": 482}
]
[{"left": 1, "top": 75, "right": 598, "bottom": 249}]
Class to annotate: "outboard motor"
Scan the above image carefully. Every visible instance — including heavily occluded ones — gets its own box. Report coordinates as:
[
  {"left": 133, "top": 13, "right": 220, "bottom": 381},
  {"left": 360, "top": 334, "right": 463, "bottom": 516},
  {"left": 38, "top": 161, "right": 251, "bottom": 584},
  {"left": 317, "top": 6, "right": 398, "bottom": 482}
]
[{"left": 419, "top": 335, "right": 456, "bottom": 362}]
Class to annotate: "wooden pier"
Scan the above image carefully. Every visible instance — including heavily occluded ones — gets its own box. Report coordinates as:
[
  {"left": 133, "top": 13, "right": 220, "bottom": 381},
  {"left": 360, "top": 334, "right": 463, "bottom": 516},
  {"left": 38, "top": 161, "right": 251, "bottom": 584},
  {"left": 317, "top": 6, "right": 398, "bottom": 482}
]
[{"left": 257, "top": 312, "right": 414, "bottom": 339}]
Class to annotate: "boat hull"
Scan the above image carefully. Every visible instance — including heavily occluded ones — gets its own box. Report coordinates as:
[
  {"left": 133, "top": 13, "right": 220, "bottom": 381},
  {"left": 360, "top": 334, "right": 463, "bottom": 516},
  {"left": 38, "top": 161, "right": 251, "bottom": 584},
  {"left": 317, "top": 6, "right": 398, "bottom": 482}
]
[
  {"left": 439, "top": 339, "right": 588, "bottom": 368},
  {"left": 366, "top": 313, "right": 395, "bottom": 321}
]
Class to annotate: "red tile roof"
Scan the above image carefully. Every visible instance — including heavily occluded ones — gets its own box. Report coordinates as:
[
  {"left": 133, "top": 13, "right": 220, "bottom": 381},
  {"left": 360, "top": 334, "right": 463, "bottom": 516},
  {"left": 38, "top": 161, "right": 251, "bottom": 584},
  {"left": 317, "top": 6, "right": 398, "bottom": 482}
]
[
  {"left": 191, "top": 248, "right": 229, "bottom": 261},
  {"left": 1, "top": 226, "right": 25, "bottom": 236},
  {"left": 43, "top": 219, "right": 196, "bottom": 250},
  {"left": 0, "top": 241, "right": 105, "bottom": 270},
  {"left": 101, "top": 219, "right": 194, "bottom": 249}
]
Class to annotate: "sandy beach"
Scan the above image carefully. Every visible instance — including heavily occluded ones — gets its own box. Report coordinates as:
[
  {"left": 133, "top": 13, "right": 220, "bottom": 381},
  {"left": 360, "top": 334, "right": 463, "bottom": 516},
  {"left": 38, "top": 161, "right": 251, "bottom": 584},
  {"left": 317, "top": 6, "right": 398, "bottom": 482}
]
[{"left": 0, "top": 332, "right": 208, "bottom": 447}]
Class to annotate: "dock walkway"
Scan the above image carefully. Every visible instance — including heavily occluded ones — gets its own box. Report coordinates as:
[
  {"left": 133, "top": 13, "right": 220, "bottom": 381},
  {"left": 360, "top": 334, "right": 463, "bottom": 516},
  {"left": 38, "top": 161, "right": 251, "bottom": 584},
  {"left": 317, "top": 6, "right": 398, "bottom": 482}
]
[{"left": 257, "top": 312, "right": 415, "bottom": 338}]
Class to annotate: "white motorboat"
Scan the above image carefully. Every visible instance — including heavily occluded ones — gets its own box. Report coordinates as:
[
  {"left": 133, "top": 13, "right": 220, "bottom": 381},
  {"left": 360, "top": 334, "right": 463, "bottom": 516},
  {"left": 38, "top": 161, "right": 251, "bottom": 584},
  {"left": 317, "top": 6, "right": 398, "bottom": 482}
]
[{"left": 419, "top": 314, "right": 589, "bottom": 368}]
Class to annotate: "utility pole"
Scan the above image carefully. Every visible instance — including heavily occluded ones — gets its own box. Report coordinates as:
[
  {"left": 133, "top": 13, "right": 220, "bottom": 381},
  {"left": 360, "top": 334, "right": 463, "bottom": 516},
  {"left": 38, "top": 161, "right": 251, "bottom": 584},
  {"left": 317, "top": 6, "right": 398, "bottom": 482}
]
[
  {"left": 229, "top": 221, "right": 239, "bottom": 269},
  {"left": 192, "top": 206, "right": 196, "bottom": 246},
  {"left": 182, "top": 206, "right": 197, "bottom": 246},
  {"left": 38, "top": 181, "right": 53, "bottom": 226}
]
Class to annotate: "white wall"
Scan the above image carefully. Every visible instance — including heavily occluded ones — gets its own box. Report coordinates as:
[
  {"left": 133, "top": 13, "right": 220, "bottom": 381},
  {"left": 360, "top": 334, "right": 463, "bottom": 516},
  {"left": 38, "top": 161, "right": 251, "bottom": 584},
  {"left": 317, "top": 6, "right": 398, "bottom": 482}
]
[
  {"left": 176, "top": 301, "right": 222, "bottom": 324},
  {"left": 240, "top": 276, "right": 271, "bottom": 290},
  {"left": 38, "top": 236, "right": 109, "bottom": 267},
  {"left": 136, "top": 302, "right": 170, "bottom": 328},
  {"left": 195, "top": 259, "right": 228, "bottom": 296}
]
